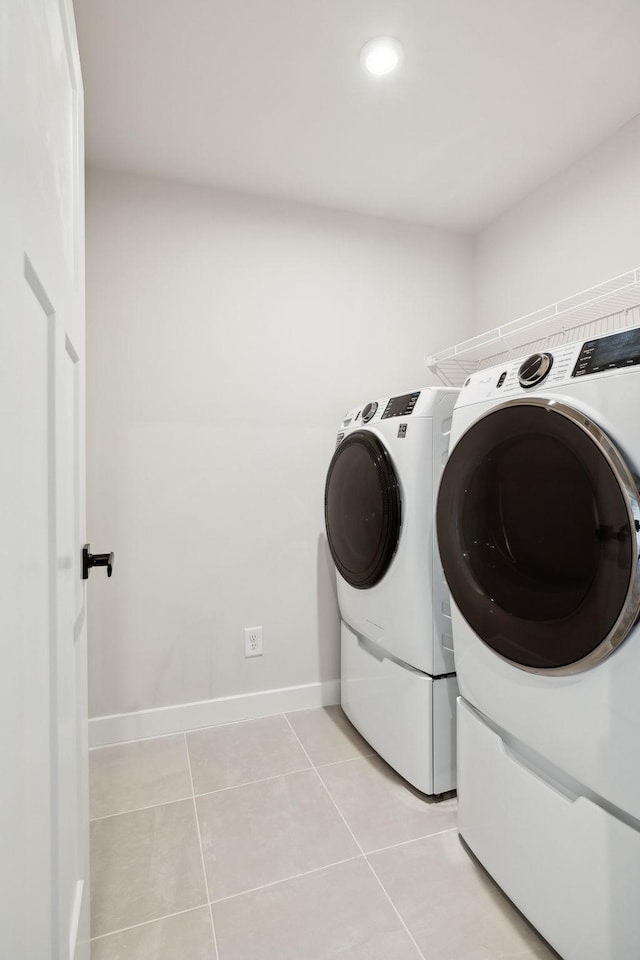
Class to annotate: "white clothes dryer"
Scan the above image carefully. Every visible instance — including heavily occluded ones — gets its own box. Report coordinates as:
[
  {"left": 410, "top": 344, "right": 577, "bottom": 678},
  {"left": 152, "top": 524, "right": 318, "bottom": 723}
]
[
  {"left": 325, "top": 387, "right": 458, "bottom": 795},
  {"left": 436, "top": 328, "right": 640, "bottom": 960}
]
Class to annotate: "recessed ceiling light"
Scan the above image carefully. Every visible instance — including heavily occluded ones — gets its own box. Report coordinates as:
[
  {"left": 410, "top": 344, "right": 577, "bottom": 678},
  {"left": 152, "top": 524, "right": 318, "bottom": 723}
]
[{"left": 360, "top": 37, "right": 403, "bottom": 77}]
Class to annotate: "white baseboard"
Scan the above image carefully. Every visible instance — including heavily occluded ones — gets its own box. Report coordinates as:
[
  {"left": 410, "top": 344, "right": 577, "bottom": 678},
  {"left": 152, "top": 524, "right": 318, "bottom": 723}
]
[{"left": 88, "top": 679, "right": 341, "bottom": 747}]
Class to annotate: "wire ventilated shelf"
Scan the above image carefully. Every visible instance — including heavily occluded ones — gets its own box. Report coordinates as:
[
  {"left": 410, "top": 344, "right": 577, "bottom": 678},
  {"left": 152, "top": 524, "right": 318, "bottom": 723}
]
[{"left": 426, "top": 268, "right": 640, "bottom": 386}]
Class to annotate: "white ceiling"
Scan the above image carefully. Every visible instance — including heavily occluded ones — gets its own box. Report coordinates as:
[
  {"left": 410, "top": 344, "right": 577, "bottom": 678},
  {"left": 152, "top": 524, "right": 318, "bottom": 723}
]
[{"left": 74, "top": 0, "right": 640, "bottom": 231}]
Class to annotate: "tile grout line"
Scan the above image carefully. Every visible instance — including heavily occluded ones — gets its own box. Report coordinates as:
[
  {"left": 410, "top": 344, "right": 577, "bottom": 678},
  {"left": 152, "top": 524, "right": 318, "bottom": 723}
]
[
  {"left": 90, "top": 763, "right": 319, "bottom": 823},
  {"left": 90, "top": 904, "right": 211, "bottom": 943},
  {"left": 366, "top": 825, "right": 459, "bottom": 857},
  {"left": 89, "top": 794, "right": 194, "bottom": 822},
  {"left": 90, "top": 711, "right": 311, "bottom": 752},
  {"left": 191, "top": 763, "right": 313, "bottom": 799},
  {"left": 89, "top": 730, "right": 189, "bottom": 751},
  {"left": 362, "top": 856, "right": 427, "bottom": 960},
  {"left": 184, "top": 732, "right": 220, "bottom": 960},
  {"left": 282, "top": 715, "right": 428, "bottom": 960},
  {"left": 89, "top": 714, "right": 378, "bottom": 757},
  {"left": 311, "top": 751, "right": 378, "bottom": 769},
  {"left": 209, "top": 854, "right": 363, "bottom": 905},
  {"left": 89, "top": 716, "right": 276, "bottom": 751}
]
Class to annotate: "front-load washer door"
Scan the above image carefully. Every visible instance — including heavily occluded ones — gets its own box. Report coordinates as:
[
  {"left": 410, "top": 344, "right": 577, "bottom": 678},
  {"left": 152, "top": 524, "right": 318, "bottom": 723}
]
[
  {"left": 436, "top": 397, "right": 640, "bottom": 674},
  {"left": 325, "top": 430, "right": 401, "bottom": 589}
]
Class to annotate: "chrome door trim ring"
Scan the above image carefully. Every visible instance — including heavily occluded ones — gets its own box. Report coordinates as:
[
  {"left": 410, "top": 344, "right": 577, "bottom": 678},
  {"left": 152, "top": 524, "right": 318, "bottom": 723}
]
[{"left": 464, "top": 396, "right": 640, "bottom": 676}]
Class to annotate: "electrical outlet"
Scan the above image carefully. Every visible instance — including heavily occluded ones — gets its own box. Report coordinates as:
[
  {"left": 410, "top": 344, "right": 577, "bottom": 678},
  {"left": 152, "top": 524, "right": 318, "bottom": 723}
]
[{"left": 244, "top": 626, "right": 263, "bottom": 658}]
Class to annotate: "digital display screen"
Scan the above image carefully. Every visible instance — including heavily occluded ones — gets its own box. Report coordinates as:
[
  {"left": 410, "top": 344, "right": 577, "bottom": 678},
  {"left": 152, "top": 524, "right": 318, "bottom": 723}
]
[
  {"left": 381, "top": 391, "right": 420, "bottom": 419},
  {"left": 573, "top": 328, "right": 640, "bottom": 377}
]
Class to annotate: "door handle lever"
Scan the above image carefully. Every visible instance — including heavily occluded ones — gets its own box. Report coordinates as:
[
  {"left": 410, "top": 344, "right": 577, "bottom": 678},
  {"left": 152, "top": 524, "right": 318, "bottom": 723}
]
[{"left": 82, "top": 544, "right": 114, "bottom": 579}]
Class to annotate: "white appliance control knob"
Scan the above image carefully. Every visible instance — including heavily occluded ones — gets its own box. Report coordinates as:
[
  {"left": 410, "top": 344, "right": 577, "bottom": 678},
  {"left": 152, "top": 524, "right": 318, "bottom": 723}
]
[
  {"left": 361, "top": 401, "right": 378, "bottom": 422},
  {"left": 518, "top": 352, "right": 553, "bottom": 389}
]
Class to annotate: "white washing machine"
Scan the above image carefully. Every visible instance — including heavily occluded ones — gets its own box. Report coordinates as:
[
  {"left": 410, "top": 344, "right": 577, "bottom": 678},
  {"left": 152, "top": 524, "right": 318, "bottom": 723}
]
[
  {"left": 324, "top": 387, "right": 459, "bottom": 795},
  {"left": 436, "top": 327, "right": 640, "bottom": 960}
]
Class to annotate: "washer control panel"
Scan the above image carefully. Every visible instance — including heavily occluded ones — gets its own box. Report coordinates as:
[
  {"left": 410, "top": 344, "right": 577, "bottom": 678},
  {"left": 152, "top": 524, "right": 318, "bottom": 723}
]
[
  {"left": 381, "top": 391, "right": 420, "bottom": 419},
  {"left": 572, "top": 327, "right": 640, "bottom": 377}
]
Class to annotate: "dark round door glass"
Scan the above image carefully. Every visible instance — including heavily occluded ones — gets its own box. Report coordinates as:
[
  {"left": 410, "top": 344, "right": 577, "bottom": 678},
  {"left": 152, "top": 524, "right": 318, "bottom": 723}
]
[
  {"left": 325, "top": 431, "right": 401, "bottom": 589},
  {"left": 436, "top": 403, "right": 635, "bottom": 669}
]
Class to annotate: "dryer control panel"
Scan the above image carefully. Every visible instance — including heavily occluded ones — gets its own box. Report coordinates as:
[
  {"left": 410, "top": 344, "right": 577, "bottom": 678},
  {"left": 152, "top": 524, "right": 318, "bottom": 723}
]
[
  {"left": 458, "top": 323, "right": 640, "bottom": 406},
  {"left": 481, "top": 342, "right": 577, "bottom": 398},
  {"left": 572, "top": 327, "right": 640, "bottom": 377}
]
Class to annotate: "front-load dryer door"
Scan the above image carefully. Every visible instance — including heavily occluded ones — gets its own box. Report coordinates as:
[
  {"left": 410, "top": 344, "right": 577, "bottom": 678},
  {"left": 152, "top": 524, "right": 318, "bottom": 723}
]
[
  {"left": 325, "top": 430, "right": 401, "bottom": 589},
  {"left": 436, "top": 398, "right": 640, "bottom": 674}
]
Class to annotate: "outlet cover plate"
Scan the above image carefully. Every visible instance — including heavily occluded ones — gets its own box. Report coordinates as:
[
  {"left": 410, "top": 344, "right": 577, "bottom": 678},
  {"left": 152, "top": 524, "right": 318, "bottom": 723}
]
[{"left": 244, "top": 626, "right": 263, "bottom": 658}]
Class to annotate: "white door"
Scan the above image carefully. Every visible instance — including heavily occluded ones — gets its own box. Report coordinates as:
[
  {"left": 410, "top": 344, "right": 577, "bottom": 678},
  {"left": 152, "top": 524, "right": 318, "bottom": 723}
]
[{"left": 1, "top": 2, "right": 89, "bottom": 958}]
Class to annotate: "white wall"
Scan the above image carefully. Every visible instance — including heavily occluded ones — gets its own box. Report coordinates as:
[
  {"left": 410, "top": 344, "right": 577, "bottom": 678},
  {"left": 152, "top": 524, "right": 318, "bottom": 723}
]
[
  {"left": 475, "top": 115, "right": 640, "bottom": 331},
  {"left": 86, "top": 170, "right": 473, "bottom": 720}
]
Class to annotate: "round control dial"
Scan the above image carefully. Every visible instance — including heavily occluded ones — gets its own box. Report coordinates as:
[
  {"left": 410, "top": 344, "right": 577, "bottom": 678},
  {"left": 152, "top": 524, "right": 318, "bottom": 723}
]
[
  {"left": 361, "top": 401, "right": 378, "bottom": 422},
  {"left": 518, "top": 352, "right": 554, "bottom": 389}
]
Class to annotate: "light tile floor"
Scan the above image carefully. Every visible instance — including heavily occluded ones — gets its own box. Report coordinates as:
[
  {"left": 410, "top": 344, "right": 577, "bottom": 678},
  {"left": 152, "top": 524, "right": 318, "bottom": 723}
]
[{"left": 89, "top": 706, "right": 560, "bottom": 959}]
